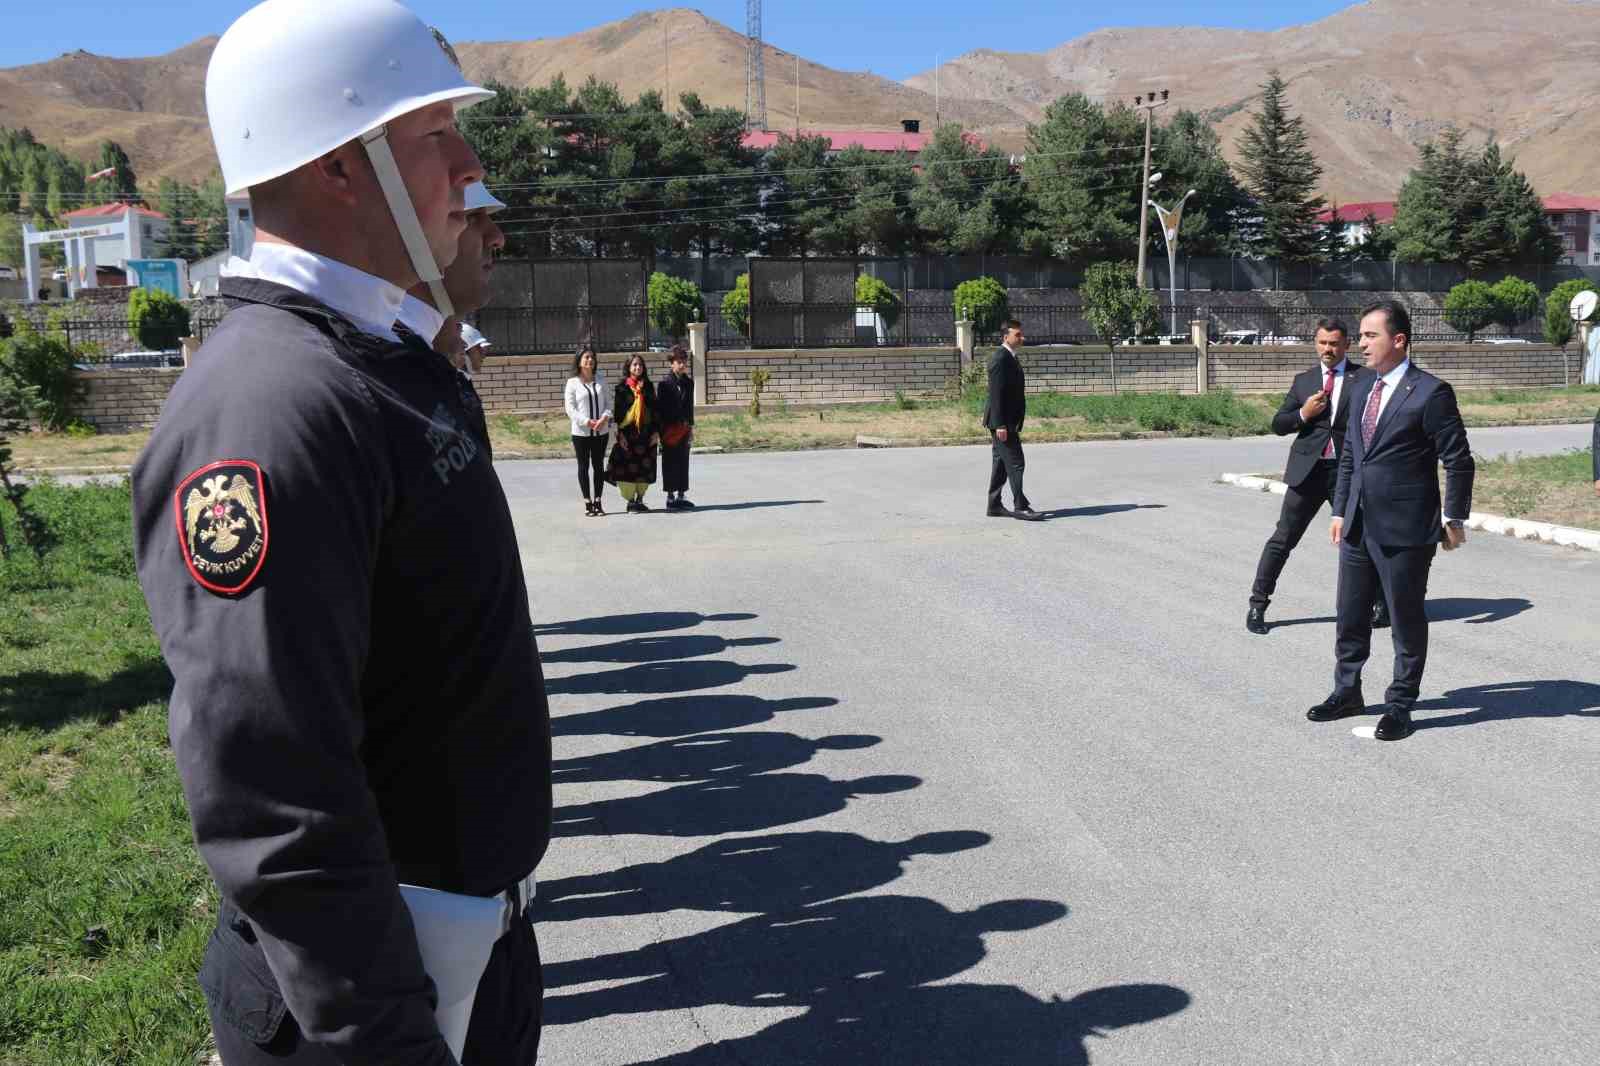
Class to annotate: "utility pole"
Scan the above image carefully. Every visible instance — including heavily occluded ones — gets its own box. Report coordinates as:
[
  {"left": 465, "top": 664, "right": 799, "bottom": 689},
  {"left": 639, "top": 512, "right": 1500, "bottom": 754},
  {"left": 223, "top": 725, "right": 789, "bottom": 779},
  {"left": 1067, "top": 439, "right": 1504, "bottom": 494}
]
[
  {"left": 1133, "top": 89, "right": 1169, "bottom": 290},
  {"left": 795, "top": 54, "right": 801, "bottom": 137},
  {"left": 935, "top": 54, "right": 941, "bottom": 128}
]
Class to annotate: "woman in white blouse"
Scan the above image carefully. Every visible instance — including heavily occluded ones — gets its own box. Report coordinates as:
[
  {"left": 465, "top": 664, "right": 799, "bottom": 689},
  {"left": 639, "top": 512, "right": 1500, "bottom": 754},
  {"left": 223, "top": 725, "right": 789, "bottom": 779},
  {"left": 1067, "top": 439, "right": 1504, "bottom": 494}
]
[{"left": 564, "top": 347, "right": 612, "bottom": 516}]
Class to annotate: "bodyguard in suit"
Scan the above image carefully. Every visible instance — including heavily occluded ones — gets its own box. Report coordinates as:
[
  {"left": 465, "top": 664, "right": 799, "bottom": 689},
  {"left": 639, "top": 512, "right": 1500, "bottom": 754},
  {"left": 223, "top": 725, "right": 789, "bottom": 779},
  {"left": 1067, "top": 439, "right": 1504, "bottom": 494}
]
[
  {"left": 1246, "top": 319, "right": 1369, "bottom": 634},
  {"left": 1307, "top": 300, "right": 1475, "bottom": 741},
  {"left": 984, "top": 319, "right": 1043, "bottom": 520}
]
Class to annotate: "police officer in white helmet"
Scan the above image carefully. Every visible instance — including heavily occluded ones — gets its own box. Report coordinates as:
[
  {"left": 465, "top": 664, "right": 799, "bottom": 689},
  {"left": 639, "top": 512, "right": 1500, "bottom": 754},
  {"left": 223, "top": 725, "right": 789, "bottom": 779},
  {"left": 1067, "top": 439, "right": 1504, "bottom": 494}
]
[
  {"left": 129, "top": 1, "right": 551, "bottom": 1063},
  {"left": 397, "top": 179, "right": 506, "bottom": 448}
]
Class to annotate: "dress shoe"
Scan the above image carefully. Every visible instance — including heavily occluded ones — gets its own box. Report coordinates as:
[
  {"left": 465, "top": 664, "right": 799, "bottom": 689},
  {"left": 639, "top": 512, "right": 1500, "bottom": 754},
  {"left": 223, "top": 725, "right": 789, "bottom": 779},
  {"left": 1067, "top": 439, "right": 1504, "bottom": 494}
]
[
  {"left": 1306, "top": 688, "right": 1365, "bottom": 721},
  {"left": 665, "top": 497, "right": 684, "bottom": 510},
  {"left": 1372, "top": 602, "right": 1391, "bottom": 629},
  {"left": 987, "top": 505, "right": 1012, "bottom": 518},
  {"left": 584, "top": 500, "right": 596, "bottom": 516},
  {"left": 1374, "top": 706, "right": 1415, "bottom": 740},
  {"left": 1013, "top": 507, "right": 1044, "bottom": 522},
  {"left": 1245, "top": 606, "right": 1269, "bottom": 635},
  {"left": 626, "top": 500, "right": 647, "bottom": 514},
  {"left": 678, "top": 497, "right": 696, "bottom": 509},
  {"left": 592, "top": 499, "right": 605, "bottom": 516}
]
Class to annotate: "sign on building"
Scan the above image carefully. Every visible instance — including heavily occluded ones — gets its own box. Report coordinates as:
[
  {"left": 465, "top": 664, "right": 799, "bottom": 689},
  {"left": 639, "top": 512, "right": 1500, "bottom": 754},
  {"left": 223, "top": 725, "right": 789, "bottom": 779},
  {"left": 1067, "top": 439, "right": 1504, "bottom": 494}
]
[{"left": 127, "top": 258, "right": 190, "bottom": 299}]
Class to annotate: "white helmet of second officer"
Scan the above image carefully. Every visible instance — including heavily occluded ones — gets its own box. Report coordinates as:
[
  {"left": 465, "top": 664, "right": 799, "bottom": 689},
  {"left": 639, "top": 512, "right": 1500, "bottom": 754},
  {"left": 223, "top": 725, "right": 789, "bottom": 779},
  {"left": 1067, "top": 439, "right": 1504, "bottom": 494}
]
[{"left": 206, "top": 0, "right": 492, "bottom": 311}]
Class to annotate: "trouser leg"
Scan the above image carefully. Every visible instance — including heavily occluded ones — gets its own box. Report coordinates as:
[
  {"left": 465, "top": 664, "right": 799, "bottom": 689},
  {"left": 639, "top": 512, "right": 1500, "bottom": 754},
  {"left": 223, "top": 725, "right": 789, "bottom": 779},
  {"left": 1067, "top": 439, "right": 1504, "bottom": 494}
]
[
  {"left": 572, "top": 436, "right": 593, "bottom": 499},
  {"left": 1368, "top": 536, "right": 1436, "bottom": 710},
  {"left": 662, "top": 443, "right": 689, "bottom": 494},
  {"left": 1332, "top": 532, "right": 1379, "bottom": 695},
  {"left": 1249, "top": 462, "right": 1335, "bottom": 610},
  {"left": 586, "top": 438, "right": 606, "bottom": 501},
  {"left": 462, "top": 917, "right": 544, "bottom": 1065},
  {"left": 988, "top": 431, "right": 1025, "bottom": 509}
]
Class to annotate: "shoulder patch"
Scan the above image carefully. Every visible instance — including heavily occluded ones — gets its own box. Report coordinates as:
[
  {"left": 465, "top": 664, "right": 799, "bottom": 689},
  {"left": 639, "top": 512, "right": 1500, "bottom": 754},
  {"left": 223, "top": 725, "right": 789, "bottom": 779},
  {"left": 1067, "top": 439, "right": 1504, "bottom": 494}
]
[{"left": 172, "top": 459, "right": 269, "bottom": 595}]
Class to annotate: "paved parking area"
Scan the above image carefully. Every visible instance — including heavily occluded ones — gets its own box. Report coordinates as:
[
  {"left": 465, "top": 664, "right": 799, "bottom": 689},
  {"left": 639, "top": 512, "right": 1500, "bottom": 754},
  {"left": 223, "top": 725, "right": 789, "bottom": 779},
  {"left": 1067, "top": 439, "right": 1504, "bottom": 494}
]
[{"left": 504, "top": 423, "right": 1598, "bottom": 1065}]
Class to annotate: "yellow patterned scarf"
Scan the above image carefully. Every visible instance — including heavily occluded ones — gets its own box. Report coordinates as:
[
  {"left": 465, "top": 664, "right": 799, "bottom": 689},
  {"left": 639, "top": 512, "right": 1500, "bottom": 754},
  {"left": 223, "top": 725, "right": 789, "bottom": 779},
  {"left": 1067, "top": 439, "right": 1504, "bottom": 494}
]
[{"left": 622, "top": 376, "right": 648, "bottom": 432}]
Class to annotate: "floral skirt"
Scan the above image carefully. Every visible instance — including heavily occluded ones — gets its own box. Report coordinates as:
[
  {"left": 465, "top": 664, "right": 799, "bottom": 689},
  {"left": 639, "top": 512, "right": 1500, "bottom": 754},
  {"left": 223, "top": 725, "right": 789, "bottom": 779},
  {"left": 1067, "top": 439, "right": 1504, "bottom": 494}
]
[{"left": 605, "top": 428, "right": 657, "bottom": 485}]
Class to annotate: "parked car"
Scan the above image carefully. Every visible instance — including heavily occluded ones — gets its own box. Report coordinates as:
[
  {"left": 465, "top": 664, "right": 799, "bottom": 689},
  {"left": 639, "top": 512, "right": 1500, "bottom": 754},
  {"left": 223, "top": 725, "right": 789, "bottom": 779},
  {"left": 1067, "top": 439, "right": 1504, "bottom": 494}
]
[
  {"left": 1263, "top": 333, "right": 1305, "bottom": 345},
  {"left": 0, "top": 265, "right": 18, "bottom": 280},
  {"left": 75, "top": 349, "right": 185, "bottom": 371},
  {"left": 51, "top": 269, "right": 67, "bottom": 281},
  {"left": 1483, "top": 337, "right": 1532, "bottom": 345},
  {"left": 1218, "top": 329, "right": 1260, "bottom": 345}
]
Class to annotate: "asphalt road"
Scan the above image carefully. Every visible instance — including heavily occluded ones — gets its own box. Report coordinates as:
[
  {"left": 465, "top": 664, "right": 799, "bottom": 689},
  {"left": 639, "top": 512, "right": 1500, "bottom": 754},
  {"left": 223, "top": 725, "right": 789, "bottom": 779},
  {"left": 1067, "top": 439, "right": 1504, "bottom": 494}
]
[{"left": 503, "top": 423, "right": 1598, "bottom": 1066}]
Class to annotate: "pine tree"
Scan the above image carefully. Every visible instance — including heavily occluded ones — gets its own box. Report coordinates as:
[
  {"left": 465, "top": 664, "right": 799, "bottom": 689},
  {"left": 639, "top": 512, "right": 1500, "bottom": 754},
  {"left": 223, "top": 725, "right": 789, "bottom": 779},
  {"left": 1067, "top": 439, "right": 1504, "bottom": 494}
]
[
  {"left": 91, "top": 141, "right": 139, "bottom": 204},
  {"left": 1235, "top": 71, "right": 1326, "bottom": 261}
]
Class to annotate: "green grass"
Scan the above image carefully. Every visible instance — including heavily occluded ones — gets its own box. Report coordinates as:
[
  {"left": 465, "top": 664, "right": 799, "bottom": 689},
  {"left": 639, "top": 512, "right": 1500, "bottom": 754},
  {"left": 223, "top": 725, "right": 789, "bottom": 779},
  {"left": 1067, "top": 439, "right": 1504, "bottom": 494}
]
[
  {"left": 0, "top": 482, "right": 213, "bottom": 1066},
  {"left": 958, "top": 386, "right": 1273, "bottom": 434}
]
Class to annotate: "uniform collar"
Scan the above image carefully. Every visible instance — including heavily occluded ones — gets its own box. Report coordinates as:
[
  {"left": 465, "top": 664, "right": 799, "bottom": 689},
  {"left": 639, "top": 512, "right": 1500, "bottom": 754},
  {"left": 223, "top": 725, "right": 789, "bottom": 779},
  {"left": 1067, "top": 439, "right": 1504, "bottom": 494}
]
[
  {"left": 396, "top": 293, "right": 448, "bottom": 349},
  {"left": 222, "top": 242, "right": 406, "bottom": 342}
]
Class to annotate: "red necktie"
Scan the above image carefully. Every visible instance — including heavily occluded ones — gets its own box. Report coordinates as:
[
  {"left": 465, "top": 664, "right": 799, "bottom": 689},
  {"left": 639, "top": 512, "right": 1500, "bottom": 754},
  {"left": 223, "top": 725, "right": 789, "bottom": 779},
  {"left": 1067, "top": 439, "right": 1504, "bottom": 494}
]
[
  {"left": 1361, "top": 378, "right": 1385, "bottom": 449},
  {"left": 1321, "top": 369, "right": 1336, "bottom": 459}
]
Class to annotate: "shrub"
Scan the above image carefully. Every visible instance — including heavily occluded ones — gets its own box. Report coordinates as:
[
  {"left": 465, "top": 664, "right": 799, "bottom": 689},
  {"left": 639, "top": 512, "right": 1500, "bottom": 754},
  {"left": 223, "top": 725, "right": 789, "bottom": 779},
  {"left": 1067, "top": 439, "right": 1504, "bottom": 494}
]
[
  {"left": 1443, "top": 280, "right": 1496, "bottom": 343},
  {"left": 723, "top": 274, "right": 751, "bottom": 340},
  {"left": 748, "top": 367, "right": 771, "bottom": 418},
  {"left": 647, "top": 271, "right": 700, "bottom": 341},
  {"left": 127, "top": 288, "right": 191, "bottom": 351},
  {"left": 855, "top": 274, "right": 901, "bottom": 331},
  {"left": 1543, "top": 279, "right": 1599, "bottom": 348},
  {"left": 953, "top": 277, "right": 1009, "bottom": 335},
  {"left": 1488, "top": 277, "right": 1541, "bottom": 336},
  {"left": 0, "top": 318, "right": 84, "bottom": 431}
]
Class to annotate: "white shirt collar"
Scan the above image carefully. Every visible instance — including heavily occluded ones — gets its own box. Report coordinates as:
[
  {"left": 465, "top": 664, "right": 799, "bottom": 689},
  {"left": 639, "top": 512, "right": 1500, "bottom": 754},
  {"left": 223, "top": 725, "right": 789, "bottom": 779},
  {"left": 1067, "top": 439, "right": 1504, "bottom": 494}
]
[
  {"left": 1377, "top": 357, "right": 1411, "bottom": 390},
  {"left": 1002, "top": 343, "right": 1016, "bottom": 356},
  {"left": 1321, "top": 358, "right": 1349, "bottom": 376},
  {"left": 396, "top": 293, "right": 448, "bottom": 349},
  {"left": 221, "top": 243, "right": 406, "bottom": 342}
]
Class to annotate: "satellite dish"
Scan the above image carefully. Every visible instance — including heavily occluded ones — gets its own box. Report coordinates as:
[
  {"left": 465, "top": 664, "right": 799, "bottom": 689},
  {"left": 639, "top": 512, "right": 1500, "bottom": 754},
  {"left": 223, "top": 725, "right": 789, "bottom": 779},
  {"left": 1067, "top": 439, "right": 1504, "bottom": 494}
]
[{"left": 1570, "top": 290, "right": 1598, "bottom": 322}]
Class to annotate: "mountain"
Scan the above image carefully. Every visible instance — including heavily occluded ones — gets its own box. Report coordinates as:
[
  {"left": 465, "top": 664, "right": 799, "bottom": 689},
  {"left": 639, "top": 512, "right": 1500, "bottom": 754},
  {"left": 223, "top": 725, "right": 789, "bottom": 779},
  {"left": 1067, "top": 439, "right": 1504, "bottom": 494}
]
[
  {"left": 2, "top": 2, "right": 1597, "bottom": 204},
  {"left": 906, "top": 0, "right": 1600, "bottom": 203}
]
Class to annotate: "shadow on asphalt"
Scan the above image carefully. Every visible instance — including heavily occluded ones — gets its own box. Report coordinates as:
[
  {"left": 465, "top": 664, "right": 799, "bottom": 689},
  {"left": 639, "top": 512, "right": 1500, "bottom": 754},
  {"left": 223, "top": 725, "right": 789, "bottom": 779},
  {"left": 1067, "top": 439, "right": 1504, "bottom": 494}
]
[
  {"left": 1414, "top": 680, "right": 1600, "bottom": 731},
  {"left": 660, "top": 498, "right": 825, "bottom": 513},
  {"left": 535, "top": 611, "right": 757, "bottom": 637},
  {"left": 1267, "top": 595, "right": 1534, "bottom": 630},
  {"left": 1036, "top": 502, "right": 1169, "bottom": 520},
  {"left": 538, "top": 609, "right": 1191, "bottom": 1061}
]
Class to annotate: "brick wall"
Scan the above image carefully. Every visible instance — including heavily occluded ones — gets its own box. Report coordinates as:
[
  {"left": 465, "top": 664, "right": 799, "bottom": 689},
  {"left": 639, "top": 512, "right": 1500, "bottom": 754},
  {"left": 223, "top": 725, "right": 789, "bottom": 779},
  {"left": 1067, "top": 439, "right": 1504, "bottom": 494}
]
[
  {"left": 77, "top": 367, "right": 183, "bottom": 432},
  {"left": 67, "top": 342, "right": 1583, "bottom": 432},
  {"left": 705, "top": 347, "right": 960, "bottom": 405},
  {"left": 1022, "top": 344, "right": 1198, "bottom": 394},
  {"left": 1208, "top": 344, "right": 1573, "bottom": 392}
]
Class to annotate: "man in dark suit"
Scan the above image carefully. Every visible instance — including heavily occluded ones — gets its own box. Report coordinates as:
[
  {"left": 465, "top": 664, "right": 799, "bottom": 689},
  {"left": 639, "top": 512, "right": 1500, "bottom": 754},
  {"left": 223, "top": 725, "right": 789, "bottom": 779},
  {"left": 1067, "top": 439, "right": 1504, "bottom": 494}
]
[
  {"left": 984, "top": 319, "right": 1043, "bottom": 521},
  {"left": 1307, "top": 299, "right": 1475, "bottom": 741},
  {"left": 1592, "top": 406, "right": 1598, "bottom": 495},
  {"left": 1246, "top": 319, "right": 1378, "bottom": 634}
]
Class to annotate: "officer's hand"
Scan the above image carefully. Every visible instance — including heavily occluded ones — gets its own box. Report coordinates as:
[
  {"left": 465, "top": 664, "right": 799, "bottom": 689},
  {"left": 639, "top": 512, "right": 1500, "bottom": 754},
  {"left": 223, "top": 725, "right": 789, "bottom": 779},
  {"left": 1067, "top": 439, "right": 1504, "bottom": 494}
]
[
  {"left": 995, "top": 426, "right": 1008, "bottom": 443},
  {"left": 1300, "top": 391, "right": 1330, "bottom": 421},
  {"left": 1330, "top": 517, "right": 1343, "bottom": 546},
  {"left": 1443, "top": 524, "right": 1467, "bottom": 551}
]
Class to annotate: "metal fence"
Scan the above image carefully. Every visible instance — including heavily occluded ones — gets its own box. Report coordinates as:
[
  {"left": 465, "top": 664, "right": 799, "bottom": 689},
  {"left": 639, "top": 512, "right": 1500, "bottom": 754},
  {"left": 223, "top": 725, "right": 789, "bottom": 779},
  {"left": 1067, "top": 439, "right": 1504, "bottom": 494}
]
[
  {"left": 1200, "top": 304, "right": 1544, "bottom": 345},
  {"left": 41, "top": 315, "right": 224, "bottom": 365},
  {"left": 474, "top": 304, "right": 650, "bottom": 357}
]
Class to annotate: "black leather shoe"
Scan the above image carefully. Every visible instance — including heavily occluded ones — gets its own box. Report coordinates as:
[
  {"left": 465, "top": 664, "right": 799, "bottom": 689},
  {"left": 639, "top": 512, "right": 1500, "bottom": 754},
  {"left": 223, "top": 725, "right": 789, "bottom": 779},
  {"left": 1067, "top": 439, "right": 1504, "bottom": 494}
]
[
  {"left": 677, "top": 497, "right": 695, "bottom": 509},
  {"left": 1374, "top": 706, "right": 1415, "bottom": 740},
  {"left": 1307, "top": 689, "right": 1365, "bottom": 721},
  {"left": 987, "top": 505, "right": 1011, "bottom": 518},
  {"left": 1246, "top": 606, "right": 1269, "bottom": 635},
  {"left": 1372, "top": 602, "right": 1391, "bottom": 629},
  {"left": 1013, "top": 507, "right": 1044, "bottom": 522}
]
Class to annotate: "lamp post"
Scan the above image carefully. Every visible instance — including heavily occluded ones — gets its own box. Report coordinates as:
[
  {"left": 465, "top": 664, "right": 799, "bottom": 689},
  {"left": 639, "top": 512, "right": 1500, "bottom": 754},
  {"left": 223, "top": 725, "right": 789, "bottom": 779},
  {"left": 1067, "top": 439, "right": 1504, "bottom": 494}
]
[
  {"left": 1133, "top": 89, "right": 1169, "bottom": 289},
  {"left": 1150, "top": 187, "right": 1196, "bottom": 337}
]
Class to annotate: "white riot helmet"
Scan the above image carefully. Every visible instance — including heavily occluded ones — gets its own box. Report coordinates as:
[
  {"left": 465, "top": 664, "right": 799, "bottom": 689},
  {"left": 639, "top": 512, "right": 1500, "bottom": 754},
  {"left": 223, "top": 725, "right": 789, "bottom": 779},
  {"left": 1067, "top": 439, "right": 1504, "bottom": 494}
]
[
  {"left": 206, "top": 0, "right": 493, "bottom": 316},
  {"left": 463, "top": 182, "right": 506, "bottom": 215}
]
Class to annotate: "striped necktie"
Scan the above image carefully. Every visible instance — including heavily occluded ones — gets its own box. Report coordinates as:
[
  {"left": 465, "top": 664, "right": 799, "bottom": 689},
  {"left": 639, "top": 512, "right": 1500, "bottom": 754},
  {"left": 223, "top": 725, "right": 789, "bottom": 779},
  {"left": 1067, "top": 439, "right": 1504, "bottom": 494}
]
[{"left": 1360, "top": 378, "right": 1385, "bottom": 449}]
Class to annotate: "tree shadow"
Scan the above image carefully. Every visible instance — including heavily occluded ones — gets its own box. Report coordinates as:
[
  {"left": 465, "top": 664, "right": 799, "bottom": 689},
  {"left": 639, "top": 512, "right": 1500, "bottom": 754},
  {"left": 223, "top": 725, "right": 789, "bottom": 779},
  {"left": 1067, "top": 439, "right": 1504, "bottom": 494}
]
[
  {"left": 535, "top": 611, "right": 757, "bottom": 637},
  {"left": 544, "top": 659, "right": 796, "bottom": 696},
  {"left": 552, "top": 772, "right": 921, "bottom": 838},
  {"left": 672, "top": 499, "right": 825, "bottom": 513},
  {"left": 552, "top": 731, "right": 881, "bottom": 784},
  {"left": 1036, "top": 503, "right": 1169, "bottom": 520},
  {"left": 541, "top": 634, "right": 780, "bottom": 665},
  {"left": 0, "top": 656, "right": 172, "bottom": 731},
  {"left": 536, "top": 828, "right": 990, "bottom": 923},
  {"left": 1413, "top": 680, "right": 1600, "bottom": 732}
]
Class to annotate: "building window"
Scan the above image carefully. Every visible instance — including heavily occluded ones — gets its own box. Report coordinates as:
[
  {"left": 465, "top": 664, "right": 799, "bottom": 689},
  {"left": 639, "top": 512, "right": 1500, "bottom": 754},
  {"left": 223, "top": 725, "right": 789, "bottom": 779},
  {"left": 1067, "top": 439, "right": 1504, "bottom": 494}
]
[
  {"left": 239, "top": 209, "right": 250, "bottom": 222},
  {"left": 143, "top": 224, "right": 153, "bottom": 238}
]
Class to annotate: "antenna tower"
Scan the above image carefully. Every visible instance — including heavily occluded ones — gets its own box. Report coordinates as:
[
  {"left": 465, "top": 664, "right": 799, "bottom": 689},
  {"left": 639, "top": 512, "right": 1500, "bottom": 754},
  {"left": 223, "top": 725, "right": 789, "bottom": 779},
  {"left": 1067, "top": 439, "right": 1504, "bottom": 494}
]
[{"left": 744, "top": 0, "right": 768, "bottom": 131}]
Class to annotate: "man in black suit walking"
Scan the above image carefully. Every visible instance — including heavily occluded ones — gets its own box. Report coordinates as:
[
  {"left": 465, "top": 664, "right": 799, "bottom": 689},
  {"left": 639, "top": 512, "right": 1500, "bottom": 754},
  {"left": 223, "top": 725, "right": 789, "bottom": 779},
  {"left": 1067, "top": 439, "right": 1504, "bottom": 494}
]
[
  {"left": 1307, "top": 300, "right": 1475, "bottom": 741},
  {"left": 984, "top": 319, "right": 1043, "bottom": 521},
  {"left": 1246, "top": 318, "right": 1372, "bottom": 634}
]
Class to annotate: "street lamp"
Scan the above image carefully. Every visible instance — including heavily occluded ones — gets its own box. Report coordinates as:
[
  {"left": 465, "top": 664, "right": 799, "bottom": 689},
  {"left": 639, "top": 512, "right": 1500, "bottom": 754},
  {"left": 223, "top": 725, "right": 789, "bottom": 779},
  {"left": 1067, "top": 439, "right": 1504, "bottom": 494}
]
[
  {"left": 1149, "top": 187, "right": 1197, "bottom": 336},
  {"left": 1133, "top": 90, "right": 1170, "bottom": 289}
]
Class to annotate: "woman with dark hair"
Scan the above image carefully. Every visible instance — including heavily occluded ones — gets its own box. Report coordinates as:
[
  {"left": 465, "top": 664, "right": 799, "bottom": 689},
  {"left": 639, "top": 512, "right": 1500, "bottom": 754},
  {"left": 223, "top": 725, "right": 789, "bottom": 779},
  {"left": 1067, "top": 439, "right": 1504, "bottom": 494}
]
[
  {"left": 564, "top": 346, "right": 611, "bottom": 516},
  {"left": 605, "top": 353, "right": 660, "bottom": 513},
  {"left": 655, "top": 344, "right": 696, "bottom": 508}
]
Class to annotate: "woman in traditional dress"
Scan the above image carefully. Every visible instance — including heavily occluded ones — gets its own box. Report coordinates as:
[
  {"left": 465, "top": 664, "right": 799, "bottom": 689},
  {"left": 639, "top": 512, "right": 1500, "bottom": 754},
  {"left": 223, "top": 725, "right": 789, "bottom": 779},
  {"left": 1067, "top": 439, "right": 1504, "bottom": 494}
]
[{"left": 605, "top": 353, "right": 660, "bottom": 513}]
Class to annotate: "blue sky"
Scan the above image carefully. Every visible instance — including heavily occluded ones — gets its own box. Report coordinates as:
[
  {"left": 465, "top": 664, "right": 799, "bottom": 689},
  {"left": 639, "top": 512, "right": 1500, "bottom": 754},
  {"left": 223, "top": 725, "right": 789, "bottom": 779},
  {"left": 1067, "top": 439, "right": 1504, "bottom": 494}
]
[{"left": 3, "top": 1, "right": 1355, "bottom": 80}]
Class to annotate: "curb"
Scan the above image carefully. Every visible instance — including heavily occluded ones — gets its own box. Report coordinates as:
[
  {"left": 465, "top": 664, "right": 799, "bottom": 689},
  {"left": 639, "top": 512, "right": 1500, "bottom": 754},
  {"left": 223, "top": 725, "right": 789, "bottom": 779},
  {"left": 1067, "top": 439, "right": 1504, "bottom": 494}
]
[{"left": 1218, "top": 473, "right": 1600, "bottom": 553}]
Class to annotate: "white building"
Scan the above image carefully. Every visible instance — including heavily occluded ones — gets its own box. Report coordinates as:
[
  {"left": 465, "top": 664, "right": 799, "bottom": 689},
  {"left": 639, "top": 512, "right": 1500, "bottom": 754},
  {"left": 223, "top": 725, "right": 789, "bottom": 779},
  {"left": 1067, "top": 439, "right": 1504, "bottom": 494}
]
[
  {"left": 226, "top": 192, "right": 255, "bottom": 260},
  {"left": 59, "top": 202, "right": 170, "bottom": 266}
]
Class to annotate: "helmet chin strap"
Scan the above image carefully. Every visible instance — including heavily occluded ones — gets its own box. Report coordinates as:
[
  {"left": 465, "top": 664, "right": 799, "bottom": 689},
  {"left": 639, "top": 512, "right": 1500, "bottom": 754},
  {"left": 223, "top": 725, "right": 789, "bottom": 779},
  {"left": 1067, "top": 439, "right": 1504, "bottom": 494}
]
[{"left": 360, "top": 125, "right": 456, "bottom": 319}]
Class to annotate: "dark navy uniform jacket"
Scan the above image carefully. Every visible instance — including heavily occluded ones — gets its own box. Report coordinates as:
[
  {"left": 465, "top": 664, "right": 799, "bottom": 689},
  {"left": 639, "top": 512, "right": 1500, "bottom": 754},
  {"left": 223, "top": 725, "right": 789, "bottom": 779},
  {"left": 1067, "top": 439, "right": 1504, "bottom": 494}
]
[{"left": 131, "top": 276, "right": 551, "bottom": 1065}]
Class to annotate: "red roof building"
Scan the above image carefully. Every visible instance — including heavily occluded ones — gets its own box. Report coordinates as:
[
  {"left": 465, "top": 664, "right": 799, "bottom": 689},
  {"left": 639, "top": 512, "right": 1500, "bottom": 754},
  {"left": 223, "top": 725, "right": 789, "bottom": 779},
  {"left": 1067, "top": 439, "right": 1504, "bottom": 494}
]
[
  {"left": 60, "top": 202, "right": 167, "bottom": 221},
  {"left": 740, "top": 127, "right": 986, "bottom": 156}
]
